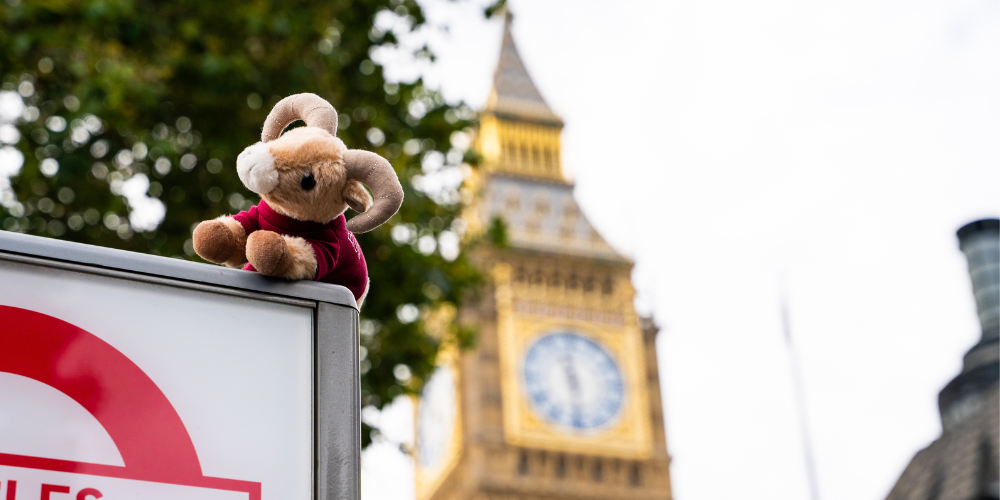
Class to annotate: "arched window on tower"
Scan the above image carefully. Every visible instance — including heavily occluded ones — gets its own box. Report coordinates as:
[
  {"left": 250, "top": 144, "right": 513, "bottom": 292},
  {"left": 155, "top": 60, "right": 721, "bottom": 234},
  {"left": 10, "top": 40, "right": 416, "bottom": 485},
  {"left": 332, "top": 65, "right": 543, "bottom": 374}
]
[
  {"left": 630, "top": 463, "right": 642, "bottom": 487},
  {"left": 555, "top": 455, "right": 566, "bottom": 479},
  {"left": 591, "top": 460, "right": 603, "bottom": 482}
]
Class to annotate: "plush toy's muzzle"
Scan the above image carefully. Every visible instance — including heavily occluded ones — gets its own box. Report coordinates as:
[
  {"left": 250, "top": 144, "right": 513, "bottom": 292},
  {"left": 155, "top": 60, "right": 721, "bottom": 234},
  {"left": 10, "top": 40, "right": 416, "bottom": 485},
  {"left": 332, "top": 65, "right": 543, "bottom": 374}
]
[{"left": 236, "top": 142, "right": 279, "bottom": 194}]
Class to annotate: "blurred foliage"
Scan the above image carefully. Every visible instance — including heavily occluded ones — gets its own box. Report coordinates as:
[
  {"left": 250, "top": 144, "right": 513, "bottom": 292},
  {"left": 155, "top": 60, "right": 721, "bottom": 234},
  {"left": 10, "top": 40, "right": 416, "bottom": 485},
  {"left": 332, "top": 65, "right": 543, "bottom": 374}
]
[
  {"left": 0, "top": 0, "right": 483, "bottom": 447},
  {"left": 483, "top": 0, "right": 507, "bottom": 19},
  {"left": 487, "top": 214, "right": 507, "bottom": 248}
]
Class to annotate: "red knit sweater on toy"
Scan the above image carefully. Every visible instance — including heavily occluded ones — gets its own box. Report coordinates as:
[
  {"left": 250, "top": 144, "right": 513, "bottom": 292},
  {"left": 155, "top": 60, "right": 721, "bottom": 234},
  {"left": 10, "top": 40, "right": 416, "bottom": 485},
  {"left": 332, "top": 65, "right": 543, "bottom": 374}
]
[{"left": 232, "top": 200, "right": 368, "bottom": 302}]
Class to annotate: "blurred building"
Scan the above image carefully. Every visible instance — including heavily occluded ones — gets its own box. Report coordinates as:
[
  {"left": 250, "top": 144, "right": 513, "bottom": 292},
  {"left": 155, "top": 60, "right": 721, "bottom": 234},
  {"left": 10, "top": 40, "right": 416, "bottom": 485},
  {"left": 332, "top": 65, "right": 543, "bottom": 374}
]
[
  {"left": 887, "top": 219, "right": 999, "bottom": 500},
  {"left": 412, "top": 14, "right": 673, "bottom": 500}
]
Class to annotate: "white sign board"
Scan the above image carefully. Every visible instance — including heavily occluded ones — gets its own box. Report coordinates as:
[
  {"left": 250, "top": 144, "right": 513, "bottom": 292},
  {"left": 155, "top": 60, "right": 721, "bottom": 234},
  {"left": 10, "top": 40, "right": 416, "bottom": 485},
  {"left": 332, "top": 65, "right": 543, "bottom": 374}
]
[{"left": 0, "top": 232, "right": 361, "bottom": 500}]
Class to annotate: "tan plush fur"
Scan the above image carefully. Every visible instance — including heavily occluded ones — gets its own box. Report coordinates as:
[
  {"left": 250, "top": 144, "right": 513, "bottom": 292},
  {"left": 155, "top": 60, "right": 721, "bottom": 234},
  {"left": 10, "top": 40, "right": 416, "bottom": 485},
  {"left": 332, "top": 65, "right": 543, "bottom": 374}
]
[
  {"left": 218, "top": 216, "right": 248, "bottom": 267},
  {"left": 280, "top": 235, "right": 318, "bottom": 280},
  {"left": 356, "top": 278, "right": 370, "bottom": 309},
  {"left": 262, "top": 127, "right": 354, "bottom": 223}
]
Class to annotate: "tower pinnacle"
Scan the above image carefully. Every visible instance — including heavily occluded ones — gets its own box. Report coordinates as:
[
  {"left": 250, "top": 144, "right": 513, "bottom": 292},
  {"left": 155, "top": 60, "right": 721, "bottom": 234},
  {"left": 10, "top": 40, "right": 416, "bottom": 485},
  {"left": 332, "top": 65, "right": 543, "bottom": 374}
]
[{"left": 485, "top": 15, "right": 562, "bottom": 126}]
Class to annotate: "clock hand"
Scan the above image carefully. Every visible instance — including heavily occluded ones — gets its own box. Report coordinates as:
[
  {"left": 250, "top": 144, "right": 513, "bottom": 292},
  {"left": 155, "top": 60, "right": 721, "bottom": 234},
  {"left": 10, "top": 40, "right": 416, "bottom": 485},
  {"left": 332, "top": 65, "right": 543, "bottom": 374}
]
[
  {"left": 562, "top": 354, "right": 585, "bottom": 426},
  {"left": 562, "top": 354, "right": 581, "bottom": 395}
]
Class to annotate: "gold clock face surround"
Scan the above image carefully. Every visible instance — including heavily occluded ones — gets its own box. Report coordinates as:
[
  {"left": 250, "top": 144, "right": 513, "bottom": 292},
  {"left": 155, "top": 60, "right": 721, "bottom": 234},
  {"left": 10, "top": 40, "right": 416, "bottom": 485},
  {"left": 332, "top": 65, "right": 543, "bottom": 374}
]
[{"left": 493, "top": 261, "right": 654, "bottom": 459}]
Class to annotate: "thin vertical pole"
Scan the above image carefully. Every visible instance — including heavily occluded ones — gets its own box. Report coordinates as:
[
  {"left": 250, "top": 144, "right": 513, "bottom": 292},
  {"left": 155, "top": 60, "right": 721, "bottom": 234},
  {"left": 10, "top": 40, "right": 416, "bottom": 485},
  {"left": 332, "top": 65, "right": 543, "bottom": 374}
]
[{"left": 780, "top": 286, "right": 821, "bottom": 500}]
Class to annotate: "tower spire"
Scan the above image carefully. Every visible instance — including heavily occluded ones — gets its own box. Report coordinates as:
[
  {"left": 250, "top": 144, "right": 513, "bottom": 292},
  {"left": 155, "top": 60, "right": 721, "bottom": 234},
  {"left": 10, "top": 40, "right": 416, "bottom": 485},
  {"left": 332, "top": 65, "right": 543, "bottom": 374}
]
[{"left": 486, "top": 15, "right": 562, "bottom": 125}]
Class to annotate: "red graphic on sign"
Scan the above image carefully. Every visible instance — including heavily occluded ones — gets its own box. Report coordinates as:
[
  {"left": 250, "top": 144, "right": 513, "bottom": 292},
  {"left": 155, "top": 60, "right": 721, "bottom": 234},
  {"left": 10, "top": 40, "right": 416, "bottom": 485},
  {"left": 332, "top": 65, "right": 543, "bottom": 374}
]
[{"left": 0, "top": 306, "right": 261, "bottom": 499}]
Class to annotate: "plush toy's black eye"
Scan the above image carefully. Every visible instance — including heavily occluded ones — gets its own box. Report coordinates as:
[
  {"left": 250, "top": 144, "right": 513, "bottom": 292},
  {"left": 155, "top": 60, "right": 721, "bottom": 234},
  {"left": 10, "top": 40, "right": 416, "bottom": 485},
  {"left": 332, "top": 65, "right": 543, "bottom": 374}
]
[{"left": 300, "top": 173, "right": 316, "bottom": 191}]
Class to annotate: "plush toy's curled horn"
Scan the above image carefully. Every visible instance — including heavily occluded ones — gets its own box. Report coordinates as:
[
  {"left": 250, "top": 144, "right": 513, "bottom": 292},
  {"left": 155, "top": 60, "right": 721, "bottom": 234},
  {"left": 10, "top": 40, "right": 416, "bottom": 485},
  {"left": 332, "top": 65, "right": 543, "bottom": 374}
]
[
  {"left": 261, "top": 93, "right": 338, "bottom": 142},
  {"left": 344, "top": 150, "right": 404, "bottom": 234}
]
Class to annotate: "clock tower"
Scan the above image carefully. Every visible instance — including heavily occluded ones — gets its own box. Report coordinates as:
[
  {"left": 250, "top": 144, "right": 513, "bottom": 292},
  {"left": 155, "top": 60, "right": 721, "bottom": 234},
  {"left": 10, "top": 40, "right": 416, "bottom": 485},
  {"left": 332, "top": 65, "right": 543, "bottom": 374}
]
[{"left": 415, "top": 15, "right": 673, "bottom": 500}]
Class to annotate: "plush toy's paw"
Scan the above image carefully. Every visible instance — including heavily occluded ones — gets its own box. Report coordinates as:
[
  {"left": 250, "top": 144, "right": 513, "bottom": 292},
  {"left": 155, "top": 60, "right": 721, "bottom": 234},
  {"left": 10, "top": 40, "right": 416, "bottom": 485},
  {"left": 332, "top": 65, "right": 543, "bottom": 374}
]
[
  {"left": 246, "top": 230, "right": 290, "bottom": 276},
  {"left": 246, "top": 231, "right": 318, "bottom": 280},
  {"left": 193, "top": 217, "right": 247, "bottom": 267}
]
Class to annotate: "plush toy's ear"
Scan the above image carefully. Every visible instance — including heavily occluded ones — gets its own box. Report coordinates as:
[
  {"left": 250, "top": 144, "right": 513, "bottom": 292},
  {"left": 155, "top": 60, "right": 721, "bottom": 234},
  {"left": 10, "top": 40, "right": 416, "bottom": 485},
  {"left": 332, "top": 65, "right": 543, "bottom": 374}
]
[{"left": 343, "top": 179, "right": 373, "bottom": 214}]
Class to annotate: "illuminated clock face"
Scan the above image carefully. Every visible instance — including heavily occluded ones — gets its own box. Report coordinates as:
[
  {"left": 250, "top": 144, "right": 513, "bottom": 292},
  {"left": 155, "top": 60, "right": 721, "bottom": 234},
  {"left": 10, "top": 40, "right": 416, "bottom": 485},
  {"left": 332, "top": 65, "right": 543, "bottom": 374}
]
[
  {"left": 416, "top": 365, "right": 456, "bottom": 470},
  {"left": 522, "top": 332, "right": 625, "bottom": 431}
]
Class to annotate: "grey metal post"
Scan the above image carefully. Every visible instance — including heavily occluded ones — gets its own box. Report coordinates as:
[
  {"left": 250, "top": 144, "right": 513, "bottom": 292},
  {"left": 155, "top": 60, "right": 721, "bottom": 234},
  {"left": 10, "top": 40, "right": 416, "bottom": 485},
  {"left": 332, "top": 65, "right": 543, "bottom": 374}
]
[{"left": 317, "top": 302, "right": 361, "bottom": 500}]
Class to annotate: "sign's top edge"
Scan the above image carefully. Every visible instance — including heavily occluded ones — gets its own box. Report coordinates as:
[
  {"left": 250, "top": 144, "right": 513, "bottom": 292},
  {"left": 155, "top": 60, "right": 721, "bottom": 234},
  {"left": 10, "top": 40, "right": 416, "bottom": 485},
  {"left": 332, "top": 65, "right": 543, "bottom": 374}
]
[{"left": 0, "top": 230, "right": 358, "bottom": 310}]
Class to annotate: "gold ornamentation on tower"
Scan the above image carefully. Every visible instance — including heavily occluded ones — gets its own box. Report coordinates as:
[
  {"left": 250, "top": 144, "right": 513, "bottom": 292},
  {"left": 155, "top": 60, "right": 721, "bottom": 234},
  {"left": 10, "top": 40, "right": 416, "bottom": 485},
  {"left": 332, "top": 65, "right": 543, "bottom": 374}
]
[{"left": 416, "top": 13, "right": 673, "bottom": 500}]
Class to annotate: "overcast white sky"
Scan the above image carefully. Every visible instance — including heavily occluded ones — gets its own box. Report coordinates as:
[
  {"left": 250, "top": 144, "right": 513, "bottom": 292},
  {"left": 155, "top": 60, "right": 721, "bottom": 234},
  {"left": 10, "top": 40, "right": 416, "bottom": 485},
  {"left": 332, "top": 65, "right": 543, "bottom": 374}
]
[{"left": 362, "top": 1, "right": 1000, "bottom": 499}]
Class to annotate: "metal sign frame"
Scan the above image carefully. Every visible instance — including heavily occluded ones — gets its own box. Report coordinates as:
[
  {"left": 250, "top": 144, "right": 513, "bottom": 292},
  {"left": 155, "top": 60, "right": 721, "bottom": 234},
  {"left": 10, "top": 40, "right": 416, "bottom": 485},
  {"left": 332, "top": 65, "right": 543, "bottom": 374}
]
[{"left": 0, "top": 230, "right": 360, "bottom": 500}]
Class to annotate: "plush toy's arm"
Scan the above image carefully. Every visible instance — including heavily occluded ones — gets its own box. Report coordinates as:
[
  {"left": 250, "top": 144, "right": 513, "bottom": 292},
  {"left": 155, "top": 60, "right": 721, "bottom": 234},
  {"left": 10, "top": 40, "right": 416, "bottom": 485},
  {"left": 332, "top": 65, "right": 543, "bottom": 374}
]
[
  {"left": 245, "top": 231, "right": 318, "bottom": 280},
  {"left": 192, "top": 216, "right": 248, "bottom": 268}
]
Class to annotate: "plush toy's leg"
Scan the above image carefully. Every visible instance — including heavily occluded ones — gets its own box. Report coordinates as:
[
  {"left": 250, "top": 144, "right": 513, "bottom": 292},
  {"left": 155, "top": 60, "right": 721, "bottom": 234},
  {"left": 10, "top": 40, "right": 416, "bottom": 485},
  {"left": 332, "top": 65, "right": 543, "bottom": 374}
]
[
  {"left": 192, "top": 216, "right": 247, "bottom": 267},
  {"left": 245, "top": 231, "right": 318, "bottom": 280},
  {"left": 357, "top": 278, "right": 370, "bottom": 309}
]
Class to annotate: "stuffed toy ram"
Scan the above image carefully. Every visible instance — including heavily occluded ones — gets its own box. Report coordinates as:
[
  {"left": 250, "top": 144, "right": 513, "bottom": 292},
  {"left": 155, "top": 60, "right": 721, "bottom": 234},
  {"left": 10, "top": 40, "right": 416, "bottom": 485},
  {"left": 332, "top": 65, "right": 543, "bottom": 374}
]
[{"left": 192, "top": 93, "right": 403, "bottom": 307}]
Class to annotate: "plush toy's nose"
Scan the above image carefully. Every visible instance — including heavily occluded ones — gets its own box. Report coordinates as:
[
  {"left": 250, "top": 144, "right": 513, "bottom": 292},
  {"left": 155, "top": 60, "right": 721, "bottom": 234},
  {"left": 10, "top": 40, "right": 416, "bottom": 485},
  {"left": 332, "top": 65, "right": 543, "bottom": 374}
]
[{"left": 236, "top": 142, "right": 279, "bottom": 194}]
